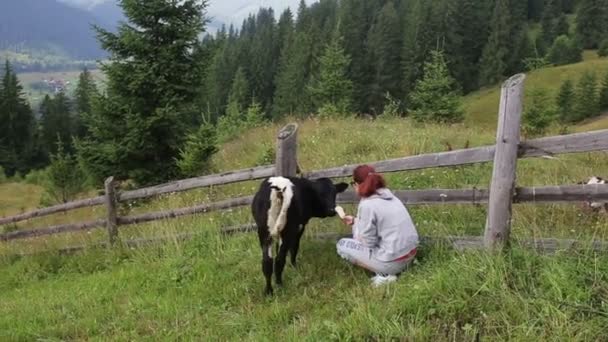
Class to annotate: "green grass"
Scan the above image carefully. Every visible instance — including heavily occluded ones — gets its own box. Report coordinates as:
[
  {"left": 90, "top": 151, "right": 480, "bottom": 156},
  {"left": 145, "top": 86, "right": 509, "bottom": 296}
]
[
  {"left": 463, "top": 50, "right": 608, "bottom": 130},
  {"left": 1, "top": 226, "right": 607, "bottom": 340}
]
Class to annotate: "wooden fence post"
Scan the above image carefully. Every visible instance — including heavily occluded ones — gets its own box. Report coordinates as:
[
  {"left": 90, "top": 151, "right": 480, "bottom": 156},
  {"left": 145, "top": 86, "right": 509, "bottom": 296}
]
[
  {"left": 104, "top": 176, "right": 119, "bottom": 245},
  {"left": 484, "top": 73, "right": 526, "bottom": 250},
  {"left": 276, "top": 123, "right": 299, "bottom": 177}
]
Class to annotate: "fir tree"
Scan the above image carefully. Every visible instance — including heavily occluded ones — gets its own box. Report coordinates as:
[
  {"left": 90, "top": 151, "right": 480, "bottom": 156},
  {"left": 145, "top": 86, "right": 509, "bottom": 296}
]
[
  {"left": 573, "top": 71, "right": 600, "bottom": 121},
  {"left": 40, "top": 91, "right": 73, "bottom": 155},
  {"left": 272, "top": 31, "right": 314, "bottom": 119},
  {"left": 0, "top": 61, "right": 35, "bottom": 176},
  {"left": 523, "top": 88, "right": 555, "bottom": 136},
  {"left": 478, "top": 0, "right": 511, "bottom": 86},
  {"left": 228, "top": 67, "right": 250, "bottom": 112},
  {"left": 576, "top": 0, "right": 608, "bottom": 49},
  {"left": 600, "top": 71, "right": 608, "bottom": 110},
  {"left": 339, "top": 0, "right": 375, "bottom": 112},
  {"left": 556, "top": 79, "right": 576, "bottom": 122},
  {"left": 308, "top": 34, "right": 353, "bottom": 113},
  {"left": 175, "top": 120, "right": 218, "bottom": 178},
  {"left": 76, "top": 0, "right": 210, "bottom": 185},
  {"left": 73, "top": 67, "right": 97, "bottom": 138},
  {"left": 43, "top": 136, "right": 86, "bottom": 204},
  {"left": 539, "top": 0, "right": 561, "bottom": 53},
  {"left": 599, "top": 39, "right": 608, "bottom": 57},
  {"left": 409, "top": 50, "right": 463, "bottom": 123},
  {"left": 366, "top": 1, "right": 402, "bottom": 113}
]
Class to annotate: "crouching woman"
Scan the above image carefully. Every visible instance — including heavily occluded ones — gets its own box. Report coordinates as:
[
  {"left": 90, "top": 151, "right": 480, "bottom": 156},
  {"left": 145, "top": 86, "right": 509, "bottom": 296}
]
[{"left": 336, "top": 165, "right": 419, "bottom": 286}]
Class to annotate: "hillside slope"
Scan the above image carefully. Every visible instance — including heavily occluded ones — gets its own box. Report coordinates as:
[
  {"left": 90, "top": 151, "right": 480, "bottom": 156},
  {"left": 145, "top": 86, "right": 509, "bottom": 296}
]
[
  {"left": 1, "top": 117, "right": 607, "bottom": 341},
  {"left": 463, "top": 51, "right": 608, "bottom": 130},
  {"left": 0, "top": 0, "right": 106, "bottom": 60}
]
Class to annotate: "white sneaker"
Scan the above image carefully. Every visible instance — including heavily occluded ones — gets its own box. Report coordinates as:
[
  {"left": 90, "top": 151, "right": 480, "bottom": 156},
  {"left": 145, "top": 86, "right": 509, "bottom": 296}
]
[{"left": 371, "top": 274, "right": 397, "bottom": 287}]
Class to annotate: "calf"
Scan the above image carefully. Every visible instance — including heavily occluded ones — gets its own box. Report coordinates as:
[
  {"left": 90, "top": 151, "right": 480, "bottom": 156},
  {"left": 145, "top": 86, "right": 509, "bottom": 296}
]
[
  {"left": 251, "top": 176, "right": 348, "bottom": 295},
  {"left": 579, "top": 176, "right": 607, "bottom": 213}
]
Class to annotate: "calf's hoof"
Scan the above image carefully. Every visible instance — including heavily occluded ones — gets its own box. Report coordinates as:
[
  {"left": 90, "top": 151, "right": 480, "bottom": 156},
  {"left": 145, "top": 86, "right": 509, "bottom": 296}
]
[{"left": 264, "top": 286, "right": 274, "bottom": 296}]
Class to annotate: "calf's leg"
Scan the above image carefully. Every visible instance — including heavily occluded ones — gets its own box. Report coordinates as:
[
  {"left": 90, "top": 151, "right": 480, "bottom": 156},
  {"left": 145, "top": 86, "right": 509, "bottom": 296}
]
[
  {"left": 290, "top": 224, "right": 306, "bottom": 268},
  {"left": 261, "top": 239, "right": 274, "bottom": 295},
  {"left": 274, "top": 237, "right": 291, "bottom": 287}
]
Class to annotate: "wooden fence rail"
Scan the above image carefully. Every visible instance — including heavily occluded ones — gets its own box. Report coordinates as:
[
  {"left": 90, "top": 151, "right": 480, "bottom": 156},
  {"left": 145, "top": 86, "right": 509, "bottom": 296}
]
[
  {"left": 2, "top": 184, "right": 607, "bottom": 242},
  {"left": 2, "top": 128, "right": 607, "bottom": 228},
  {"left": 2, "top": 72, "right": 608, "bottom": 253}
]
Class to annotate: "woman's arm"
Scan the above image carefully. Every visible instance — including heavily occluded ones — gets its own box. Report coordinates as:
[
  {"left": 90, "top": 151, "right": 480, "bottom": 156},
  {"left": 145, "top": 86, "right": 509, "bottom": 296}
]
[{"left": 353, "top": 204, "right": 377, "bottom": 248}]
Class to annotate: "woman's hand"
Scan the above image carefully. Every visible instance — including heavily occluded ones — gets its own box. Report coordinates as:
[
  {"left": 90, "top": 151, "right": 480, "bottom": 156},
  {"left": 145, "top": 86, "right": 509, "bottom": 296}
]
[{"left": 342, "top": 215, "right": 355, "bottom": 226}]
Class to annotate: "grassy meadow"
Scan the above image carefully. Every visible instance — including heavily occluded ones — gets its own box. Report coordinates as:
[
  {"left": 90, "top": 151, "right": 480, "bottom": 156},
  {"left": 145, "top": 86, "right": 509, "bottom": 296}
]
[
  {"left": 1, "top": 115, "right": 608, "bottom": 340},
  {"left": 2, "top": 52, "right": 608, "bottom": 339}
]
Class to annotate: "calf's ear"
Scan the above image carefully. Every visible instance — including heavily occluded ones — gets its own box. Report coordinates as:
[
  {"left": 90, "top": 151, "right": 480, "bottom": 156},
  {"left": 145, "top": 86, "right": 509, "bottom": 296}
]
[{"left": 335, "top": 182, "right": 349, "bottom": 193}]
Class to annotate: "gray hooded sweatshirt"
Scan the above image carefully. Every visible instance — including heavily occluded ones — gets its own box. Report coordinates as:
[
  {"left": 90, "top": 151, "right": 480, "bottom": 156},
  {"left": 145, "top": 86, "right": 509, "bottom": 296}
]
[{"left": 353, "top": 188, "right": 419, "bottom": 262}]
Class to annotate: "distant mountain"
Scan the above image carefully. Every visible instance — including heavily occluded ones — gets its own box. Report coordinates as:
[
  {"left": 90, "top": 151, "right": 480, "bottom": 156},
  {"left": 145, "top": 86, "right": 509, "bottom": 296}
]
[{"left": 0, "top": 0, "right": 106, "bottom": 59}]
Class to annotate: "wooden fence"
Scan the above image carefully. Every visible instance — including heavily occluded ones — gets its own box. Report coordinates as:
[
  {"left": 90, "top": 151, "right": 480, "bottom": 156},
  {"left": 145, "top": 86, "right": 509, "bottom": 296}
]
[{"left": 2, "top": 73, "right": 608, "bottom": 253}]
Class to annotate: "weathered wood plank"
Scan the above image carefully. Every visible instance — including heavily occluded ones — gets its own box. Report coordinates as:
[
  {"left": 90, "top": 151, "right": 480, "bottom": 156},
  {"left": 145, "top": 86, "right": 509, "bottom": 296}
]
[
  {"left": 514, "top": 184, "right": 608, "bottom": 203},
  {"left": 303, "top": 130, "right": 608, "bottom": 180},
  {"left": 119, "top": 165, "right": 274, "bottom": 202},
  {"left": 520, "top": 129, "right": 608, "bottom": 157},
  {"left": 117, "top": 196, "right": 254, "bottom": 226},
  {"left": 485, "top": 73, "right": 525, "bottom": 249},
  {"left": 0, "top": 196, "right": 105, "bottom": 226},
  {"left": 0, "top": 166, "right": 273, "bottom": 226},
  {"left": 337, "top": 188, "right": 490, "bottom": 205},
  {"left": 0, "top": 219, "right": 106, "bottom": 241},
  {"left": 275, "top": 123, "right": 299, "bottom": 177},
  {"left": 337, "top": 184, "right": 608, "bottom": 205},
  {"left": 104, "top": 177, "right": 119, "bottom": 245}
]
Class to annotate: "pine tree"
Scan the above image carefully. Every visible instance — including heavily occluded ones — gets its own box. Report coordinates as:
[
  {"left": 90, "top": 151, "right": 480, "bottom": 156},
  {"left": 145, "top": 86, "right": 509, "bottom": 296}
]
[
  {"left": 272, "top": 31, "right": 314, "bottom": 119},
  {"left": 248, "top": 8, "right": 279, "bottom": 113},
  {"left": 73, "top": 67, "right": 97, "bottom": 138},
  {"left": 556, "top": 79, "right": 576, "bottom": 122},
  {"left": 599, "top": 39, "right": 608, "bottom": 57},
  {"left": 366, "top": 1, "right": 402, "bottom": 113},
  {"left": 538, "top": 0, "right": 562, "bottom": 53},
  {"left": 175, "top": 120, "right": 218, "bottom": 178},
  {"left": 576, "top": 0, "right": 608, "bottom": 49},
  {"left": 0, "top": 61, "right": 35, "bottom": 176},
  {"left": 339, "top": 0, "right": 375, "bottom": 112},
  {"left": 555, "top": 14, "right": 570, "bottom": 37},
  {"left": 523, "top": 88, "right": 556, "bottom": 136},
  {"left": 44, "top": 136, "right": 86, "bottom": 204},
  {"left": 478, "top": 0, "right": 511, "bottom": 86},
  {"left": 76, "top": 0, "right": 210, "bottom": 185},
  {"left": 444, "top": 0, "right": 493, "bottom": 93},
  {"left": 40, "top": 91, "right": 73, "bottom": 155},
  {"left": 573, "top": 71, "right": 600, "bottom": 121},
  {"left": 600, "top": 71, "right": 608, "bottom": 110},
  {"left": 409, "top": 50, "right": 463, "bottom": 123},
  {"left": 228, "top": 67, "right": 250, "bottom": 112},
  {"left": 308, "top": 34, "right": 353, "bottom": 113}
]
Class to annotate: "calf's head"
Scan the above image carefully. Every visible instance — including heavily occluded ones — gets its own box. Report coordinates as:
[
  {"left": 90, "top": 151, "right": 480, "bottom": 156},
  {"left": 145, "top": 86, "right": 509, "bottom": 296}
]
[{"left": 310, "top": 178, "right": 348, "bottom": 217}]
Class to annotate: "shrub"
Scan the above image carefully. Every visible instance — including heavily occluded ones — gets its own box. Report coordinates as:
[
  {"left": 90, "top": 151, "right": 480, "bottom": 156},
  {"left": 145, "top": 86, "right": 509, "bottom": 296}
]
[
  {"left": 0, "top": 166, "right": 6, "bottom": 183},
  {"left": 598, "top": 39, "right": 608, "bottom": 57},
  {"left": 546, "top": 35, "right": 582, "bottom": 66},
  {"left": 176, "top": 121, "right": 218, "bottom": 178},
  {"left": 43, "top": 141, "right": 87, "bottom": 204},
  {"left": 523, "top": 88, "right": 556, "bottom": 136}
]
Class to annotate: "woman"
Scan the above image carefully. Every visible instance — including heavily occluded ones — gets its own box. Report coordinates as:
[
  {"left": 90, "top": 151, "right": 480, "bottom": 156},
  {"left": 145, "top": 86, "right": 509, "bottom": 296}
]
[{"left": 336, "top": 165, "right": 419, "bottom": 287}]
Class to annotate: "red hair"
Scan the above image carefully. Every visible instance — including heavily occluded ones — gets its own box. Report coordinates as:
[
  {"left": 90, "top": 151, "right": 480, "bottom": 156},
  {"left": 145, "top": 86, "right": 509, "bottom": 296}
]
[{"left": 353, "top": 165, "right": 386, "bottom": 198}]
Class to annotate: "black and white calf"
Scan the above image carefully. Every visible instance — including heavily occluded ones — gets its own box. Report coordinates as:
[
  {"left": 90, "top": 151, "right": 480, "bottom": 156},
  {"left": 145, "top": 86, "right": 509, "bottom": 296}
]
[
  {"left": 579, "top": 176, "right": 607, "bottom": 213},
  {"left": 251, "top": 176, "right": 348, "bottom": 295}
]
